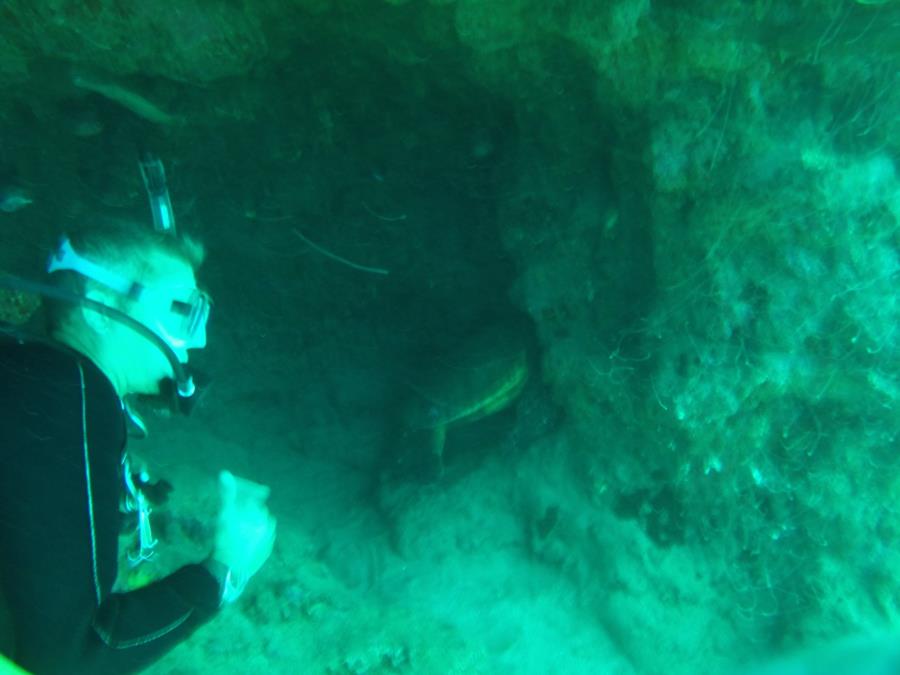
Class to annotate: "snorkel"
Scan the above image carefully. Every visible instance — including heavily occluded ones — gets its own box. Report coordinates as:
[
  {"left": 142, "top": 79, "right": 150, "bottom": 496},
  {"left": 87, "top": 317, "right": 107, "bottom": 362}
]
[
  {"left": 135, "top": 152, "right": 208, "bottom": 414},
  {"left": 139, "top": 152, "right": 177, "bottom": 236}
]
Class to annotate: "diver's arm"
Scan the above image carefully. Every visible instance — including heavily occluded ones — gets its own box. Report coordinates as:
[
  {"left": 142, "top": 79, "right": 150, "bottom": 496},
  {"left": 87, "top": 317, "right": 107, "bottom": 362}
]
[
  {"left": 85, "top": 469, "right": 276, "bottom": 670},
  {"left": 87, "top": 563, "right": 221, "bottom": 671},
  {"left": 85, "top": 485, "right": 275, "bottom": 673}
]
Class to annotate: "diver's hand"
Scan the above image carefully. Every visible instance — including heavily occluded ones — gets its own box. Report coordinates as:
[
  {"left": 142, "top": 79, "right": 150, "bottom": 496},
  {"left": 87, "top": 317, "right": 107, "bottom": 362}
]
[{"left": 209, "top": 470, "right": 276, "bottom": 603}]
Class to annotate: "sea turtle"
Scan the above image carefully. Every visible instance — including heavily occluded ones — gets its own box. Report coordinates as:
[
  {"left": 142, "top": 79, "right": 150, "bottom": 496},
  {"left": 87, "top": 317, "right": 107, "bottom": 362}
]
[{"left": 391, "top": 321, "right": 530, "bottom": 480}]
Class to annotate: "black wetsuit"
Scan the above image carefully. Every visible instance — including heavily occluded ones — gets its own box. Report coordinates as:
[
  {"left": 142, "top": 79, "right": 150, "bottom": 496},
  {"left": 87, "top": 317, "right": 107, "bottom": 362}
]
[{"left": 0, "top": 334, "right": 220, "bottom": 674}]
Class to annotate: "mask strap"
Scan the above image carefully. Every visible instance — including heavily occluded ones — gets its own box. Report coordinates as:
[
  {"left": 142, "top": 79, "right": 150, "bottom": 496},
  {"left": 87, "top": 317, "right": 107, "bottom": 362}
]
[{"left": 47, "top": 237, "right": 143, "bottom": 299}]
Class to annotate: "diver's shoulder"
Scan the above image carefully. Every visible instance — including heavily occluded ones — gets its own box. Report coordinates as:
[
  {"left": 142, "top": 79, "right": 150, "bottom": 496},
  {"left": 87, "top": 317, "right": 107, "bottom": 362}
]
[
  {"left": 0, "top": 325, "right": 115, "bottom": 402},
  {"left": 0, "top": 323, "right": 81, "bottom": 370}
]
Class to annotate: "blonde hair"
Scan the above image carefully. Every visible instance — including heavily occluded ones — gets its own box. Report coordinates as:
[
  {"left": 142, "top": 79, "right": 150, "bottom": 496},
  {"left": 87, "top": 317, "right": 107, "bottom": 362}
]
[{"left": 45, "top": 220, "right": 205, "bottom": 335}]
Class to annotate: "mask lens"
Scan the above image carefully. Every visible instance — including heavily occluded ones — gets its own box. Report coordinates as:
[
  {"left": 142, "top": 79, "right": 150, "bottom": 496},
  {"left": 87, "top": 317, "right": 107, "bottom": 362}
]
[
  {"left": 170, "top": 299, "right": 192, "bottom": 318},
  {"left": 164, "top": 289, "right": 210, "bottom": 350}
]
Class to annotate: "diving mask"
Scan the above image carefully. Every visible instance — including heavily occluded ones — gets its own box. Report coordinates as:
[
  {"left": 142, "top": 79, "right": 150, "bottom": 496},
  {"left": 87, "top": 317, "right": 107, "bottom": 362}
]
[{"left": 47, "top": 236, "right": 210, "bottom": 351}]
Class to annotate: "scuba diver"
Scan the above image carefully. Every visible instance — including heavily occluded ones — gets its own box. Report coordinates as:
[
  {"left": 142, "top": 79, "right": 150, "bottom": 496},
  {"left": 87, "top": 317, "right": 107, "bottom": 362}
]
[{"left": 0, "top": 199, "right": 276, "bottom": 672}]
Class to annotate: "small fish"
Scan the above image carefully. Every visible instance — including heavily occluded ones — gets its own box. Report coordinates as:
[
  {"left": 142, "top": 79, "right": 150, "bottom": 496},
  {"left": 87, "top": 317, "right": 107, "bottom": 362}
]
[{"left": 0, "top": 185, "right": 33, "bottom": 213}]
